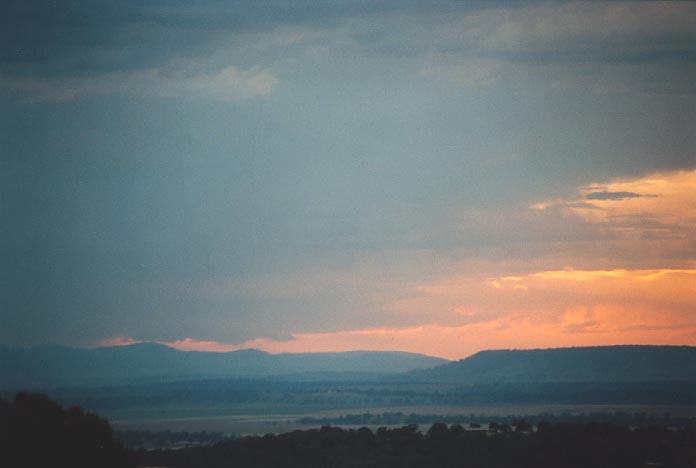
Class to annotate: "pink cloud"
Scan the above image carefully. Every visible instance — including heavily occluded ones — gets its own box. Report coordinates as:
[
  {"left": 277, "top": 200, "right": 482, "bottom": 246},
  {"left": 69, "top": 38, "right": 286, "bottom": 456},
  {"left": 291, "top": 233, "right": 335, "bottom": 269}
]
[
  {"left": 98, "top": 336, "right": 141, "bottom": 347},
  {"left": 160, "top": 337, "right": 241, "bottom": 353}
]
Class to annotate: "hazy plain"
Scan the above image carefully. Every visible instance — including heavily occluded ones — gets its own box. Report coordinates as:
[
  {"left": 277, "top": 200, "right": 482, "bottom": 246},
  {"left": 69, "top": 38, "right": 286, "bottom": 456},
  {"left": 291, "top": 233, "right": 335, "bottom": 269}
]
[{"left": 110, "top": 403, "right": 696, "bottom": 435}]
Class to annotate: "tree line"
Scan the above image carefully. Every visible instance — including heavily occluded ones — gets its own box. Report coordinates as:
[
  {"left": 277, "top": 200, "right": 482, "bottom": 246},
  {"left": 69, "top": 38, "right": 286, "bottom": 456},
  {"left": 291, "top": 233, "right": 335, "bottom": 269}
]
[
  {"left": 138, "top": 419, "right": 696, "bottom": 468},
  {"left": 2, "top": 392, "right": 695, "bottom": 468}
]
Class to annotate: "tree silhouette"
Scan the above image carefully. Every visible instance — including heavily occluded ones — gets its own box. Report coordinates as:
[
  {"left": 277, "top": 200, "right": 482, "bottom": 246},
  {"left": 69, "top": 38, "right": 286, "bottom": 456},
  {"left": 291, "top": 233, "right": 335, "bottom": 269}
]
[{"left": 0, "top": 392, "right": 133, "bottom": 468}]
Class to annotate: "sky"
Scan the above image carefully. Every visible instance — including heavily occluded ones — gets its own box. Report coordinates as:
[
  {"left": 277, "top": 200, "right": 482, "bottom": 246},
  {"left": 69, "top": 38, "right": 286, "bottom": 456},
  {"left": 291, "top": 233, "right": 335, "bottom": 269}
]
[{"left": 2, "top": 0, "right": 695, "bottom": 359}]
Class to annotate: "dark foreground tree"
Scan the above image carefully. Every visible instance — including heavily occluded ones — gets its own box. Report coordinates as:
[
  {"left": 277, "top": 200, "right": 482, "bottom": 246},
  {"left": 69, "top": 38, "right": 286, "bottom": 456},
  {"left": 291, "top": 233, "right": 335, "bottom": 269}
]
[{"left": 0, "top": 392, "right": 133, "bottom": 468}]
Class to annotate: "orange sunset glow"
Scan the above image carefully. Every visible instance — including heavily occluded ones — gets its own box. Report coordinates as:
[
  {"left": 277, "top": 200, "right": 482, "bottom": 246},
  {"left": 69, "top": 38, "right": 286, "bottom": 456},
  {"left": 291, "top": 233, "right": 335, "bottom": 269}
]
[
  {"left": 158, "top": 266, "right": 696, "bottom": 360},
  {"left": 95, "top": 169, "right": 696, "bottom": 359}
]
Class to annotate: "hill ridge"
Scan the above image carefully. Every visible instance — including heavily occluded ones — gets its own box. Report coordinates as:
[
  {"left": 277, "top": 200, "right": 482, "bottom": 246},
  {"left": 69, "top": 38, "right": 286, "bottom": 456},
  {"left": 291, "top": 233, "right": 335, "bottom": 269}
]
[
  {"left": 411, "top": 344, "right": 696, "bottom": 384},
  {"left": 0, "top": 343, "right": 447, "bottom": 389}
]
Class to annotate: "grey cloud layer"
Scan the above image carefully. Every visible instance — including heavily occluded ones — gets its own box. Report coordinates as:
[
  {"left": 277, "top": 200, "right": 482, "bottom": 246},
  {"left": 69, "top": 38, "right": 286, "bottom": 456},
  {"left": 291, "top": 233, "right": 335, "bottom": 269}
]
[
  {"left": 4, "top": 1, "right": 696, "bottom": 101},
  {"left": 2, "top": 1, "right": 695, "bottom": 347}
]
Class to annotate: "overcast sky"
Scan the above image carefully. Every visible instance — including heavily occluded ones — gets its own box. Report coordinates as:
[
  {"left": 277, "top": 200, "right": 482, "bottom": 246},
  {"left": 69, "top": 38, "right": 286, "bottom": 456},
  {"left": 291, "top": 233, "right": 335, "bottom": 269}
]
[{"left": 2, "top": 0, "right": 695, "bottom": 358}]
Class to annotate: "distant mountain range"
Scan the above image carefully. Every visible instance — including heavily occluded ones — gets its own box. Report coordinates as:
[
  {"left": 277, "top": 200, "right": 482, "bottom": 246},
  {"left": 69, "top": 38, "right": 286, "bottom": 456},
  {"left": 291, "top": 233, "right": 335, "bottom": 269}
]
[
  {"left": 0, "top": 342, "right": 447, "bottom": 388},
  {"left": 408, "top": 345, "right": 696, "bottom": 384},
  {"left": 2, "top": 344, "right": 694, "bottom": 391}
]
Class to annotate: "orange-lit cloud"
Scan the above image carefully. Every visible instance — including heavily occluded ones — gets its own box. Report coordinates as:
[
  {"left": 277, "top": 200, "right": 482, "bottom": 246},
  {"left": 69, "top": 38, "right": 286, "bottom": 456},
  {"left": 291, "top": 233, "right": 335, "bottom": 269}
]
[
  {"left": 532, "top": 169, "right": 696, "bottom": 244},
  {"left": 574, "top": 170, "right": 696, "bottom": 222},
  {"left": 362, "top": 267, "right": 696, "bottom": 358},
  {"left": 98, "top": 268, "right": 696, "bottom": 359},
  {"left": 133, "top": 267, "right": 696, "bottom": 360}
]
